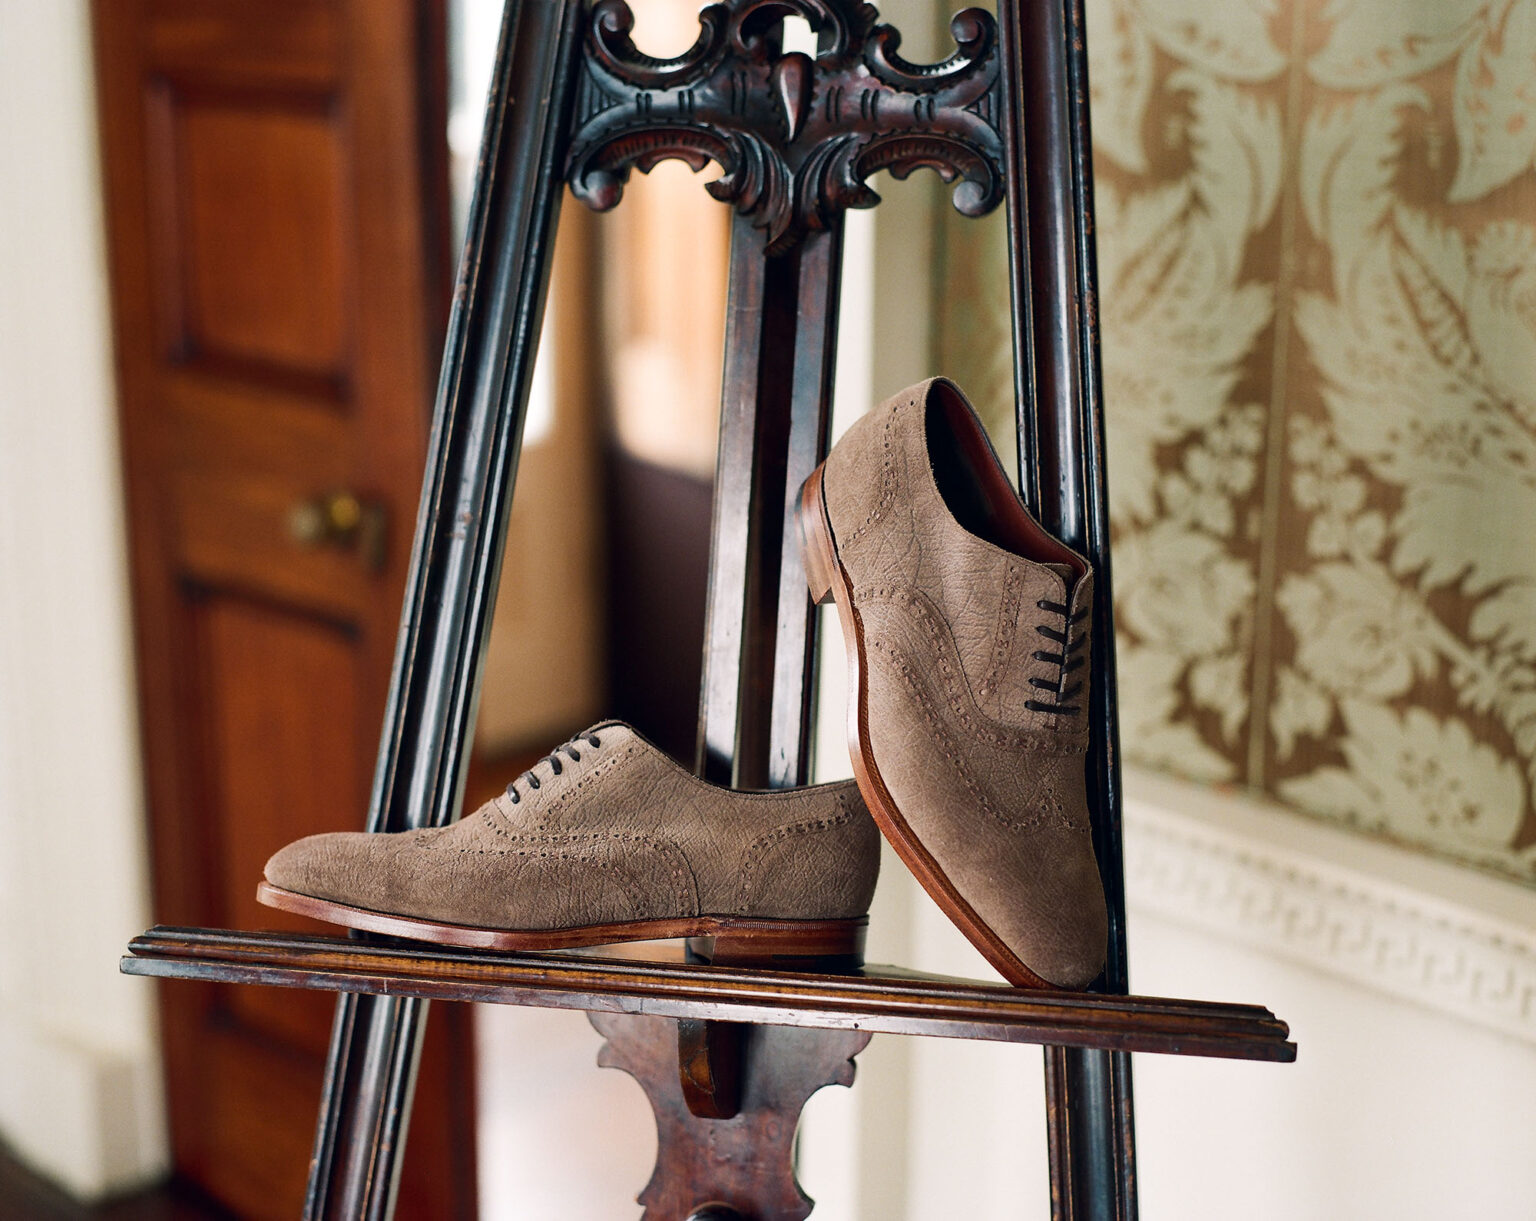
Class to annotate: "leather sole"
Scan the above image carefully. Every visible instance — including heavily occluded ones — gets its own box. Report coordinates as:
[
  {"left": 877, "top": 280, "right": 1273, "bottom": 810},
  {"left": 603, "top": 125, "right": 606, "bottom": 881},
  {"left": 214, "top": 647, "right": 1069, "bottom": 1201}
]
[
  {"left": 799, "top": 463, "right": 1059, "bottom": 990},
  {"left": 257, "top": 881, "right": 867, "bottom": 966}
]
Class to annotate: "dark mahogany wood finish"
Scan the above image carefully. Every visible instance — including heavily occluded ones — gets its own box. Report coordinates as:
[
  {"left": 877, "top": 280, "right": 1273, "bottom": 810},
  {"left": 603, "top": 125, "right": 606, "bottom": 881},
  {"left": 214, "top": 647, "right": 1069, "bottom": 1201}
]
[
  {"left": 592, "top": 1012, "right": 873, "bottom": 1221},
  {"left": 565, "top": 0, "right": 1004, "bottom": 255},
  {"left": 123, "top": 929, "right": 1296, "bottom": 1062},
  {"left": 562, "top": 5, "right": 1025, "bottom": 1193},
  {"left": 1000, "top": 0, "right": 1137, "bottom": 1213},
  {"left": 555, "top": 0, "right": 1014, "bottom": 792},
  {"left": 120, "top": 0, "right": 1294, "bottom": 1217}
]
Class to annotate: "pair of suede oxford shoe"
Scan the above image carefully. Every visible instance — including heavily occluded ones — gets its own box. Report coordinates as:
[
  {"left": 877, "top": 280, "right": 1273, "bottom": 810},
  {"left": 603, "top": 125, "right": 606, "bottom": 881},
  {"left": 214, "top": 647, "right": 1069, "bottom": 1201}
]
[{"left": 261, "top": 378, "right": 1109, "bottom": 990}]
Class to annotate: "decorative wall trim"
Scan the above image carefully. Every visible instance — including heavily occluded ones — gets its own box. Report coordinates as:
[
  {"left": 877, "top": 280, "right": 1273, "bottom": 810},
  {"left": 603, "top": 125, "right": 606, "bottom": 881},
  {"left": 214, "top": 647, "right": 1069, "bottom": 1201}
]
[{"left": 1123, "top": 767, "right": 1536, "bottom": 1046}]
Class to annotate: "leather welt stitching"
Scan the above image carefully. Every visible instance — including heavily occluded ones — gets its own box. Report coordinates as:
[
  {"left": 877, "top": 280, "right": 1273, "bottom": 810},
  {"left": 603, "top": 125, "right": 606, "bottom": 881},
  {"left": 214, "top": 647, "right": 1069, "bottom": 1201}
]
[
  {"left": 859, "top": 586, "right": 1087, "bottom": 751},
  {"left": 868, "top": 639, "right": 1083, "bottom": 833},
  {"left": 735, "top": 793, "right": 854, "bottom": 913}
]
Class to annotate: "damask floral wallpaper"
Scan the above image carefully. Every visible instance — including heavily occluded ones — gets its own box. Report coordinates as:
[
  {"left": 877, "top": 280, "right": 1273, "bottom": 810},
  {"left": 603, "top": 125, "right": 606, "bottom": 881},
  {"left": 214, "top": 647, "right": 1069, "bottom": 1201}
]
[{"left": 937, "top": 0, "right": 1536, "bottom": 883}]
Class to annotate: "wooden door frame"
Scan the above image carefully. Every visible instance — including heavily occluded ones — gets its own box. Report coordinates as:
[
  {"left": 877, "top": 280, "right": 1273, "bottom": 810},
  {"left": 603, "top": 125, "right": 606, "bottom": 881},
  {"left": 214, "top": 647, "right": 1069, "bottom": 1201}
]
[{"left": 92, "top": 2, "right": 475, "bottom": 1214}]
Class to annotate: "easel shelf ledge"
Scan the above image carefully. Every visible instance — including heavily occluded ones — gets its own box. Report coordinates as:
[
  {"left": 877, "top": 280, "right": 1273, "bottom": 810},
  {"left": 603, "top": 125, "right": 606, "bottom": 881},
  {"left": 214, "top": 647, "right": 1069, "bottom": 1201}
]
[{"left": 123, "top": 925, "right": 1295, "bottom": 1062}]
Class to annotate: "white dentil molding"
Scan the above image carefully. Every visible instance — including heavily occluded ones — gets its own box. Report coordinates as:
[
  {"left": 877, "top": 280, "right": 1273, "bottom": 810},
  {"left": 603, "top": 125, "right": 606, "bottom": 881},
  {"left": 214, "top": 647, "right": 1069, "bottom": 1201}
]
[{"left": 1122, "top": 766, "right": 1536, "bottom": 1045}]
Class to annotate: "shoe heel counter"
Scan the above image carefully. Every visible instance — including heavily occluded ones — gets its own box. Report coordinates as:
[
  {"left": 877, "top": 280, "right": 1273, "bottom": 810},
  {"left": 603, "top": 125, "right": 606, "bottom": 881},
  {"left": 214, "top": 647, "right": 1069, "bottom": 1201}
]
[
  {"left": 820, "top": 393, "right": 904, "bottom": 558},
  {"left": 798, "top": 467, "right": 838, "bottom": 606},
  {"left": 734, "top": 790, "right": 880, "bottom": 921}
]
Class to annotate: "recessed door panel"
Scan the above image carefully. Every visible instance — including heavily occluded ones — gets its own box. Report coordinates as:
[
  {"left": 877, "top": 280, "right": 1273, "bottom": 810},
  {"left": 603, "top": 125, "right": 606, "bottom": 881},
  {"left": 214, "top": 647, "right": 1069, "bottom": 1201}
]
[
  {"left": 150, "top": 86, "right": 351, "bottom": 389},
  {"left": 94, "top": 1, "right": 474, "bottom": 1215},
  {"left": 195, "top": 590, "right": 359, "bottom": 1049}
]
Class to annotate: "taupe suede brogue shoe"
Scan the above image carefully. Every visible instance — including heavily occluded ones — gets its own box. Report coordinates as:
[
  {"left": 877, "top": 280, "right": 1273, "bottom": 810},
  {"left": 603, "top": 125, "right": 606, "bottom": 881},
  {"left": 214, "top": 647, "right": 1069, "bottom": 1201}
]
[
  {"left": 258, "top": 722, "right": 879, "bottom": 963},
  {"left": 799, "top": 377, "right": 1107, "bottom": 989}
]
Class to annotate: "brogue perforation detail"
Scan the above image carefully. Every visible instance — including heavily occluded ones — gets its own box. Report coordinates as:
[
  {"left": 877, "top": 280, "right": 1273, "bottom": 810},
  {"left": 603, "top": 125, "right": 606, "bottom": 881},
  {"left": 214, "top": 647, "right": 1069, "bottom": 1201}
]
[
  {"left": 489, "top": 743, "right": 639, "bottom": 833},
  {"left": 980, "top": 562, "right": 1023, "bottom": 698},
  {"left": 734, "top": 793, "right": 854, "bottom": 913},
  {"left": 844, "top": 403, "right": 903, "bottom": 544},
  {"left": 859, "top": 585, "right": 1087, "bottom": 752},
  {"left": 504, "top": 728, "right": 606, "bottom": 802},
  {"left": 868, "top": 637, "right": 1084, "bottom": 833},
  {"left": 423, "top": 826, "right": 693, "bottom": 916}
]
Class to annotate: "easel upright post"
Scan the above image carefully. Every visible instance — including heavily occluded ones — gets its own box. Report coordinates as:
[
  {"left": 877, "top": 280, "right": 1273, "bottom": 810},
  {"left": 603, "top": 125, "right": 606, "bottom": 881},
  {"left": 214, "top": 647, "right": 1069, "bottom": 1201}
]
[
  {"left": 304, "top": 1, "right": 586, "bottom": 1215},
  {"left": 996, "top": 0, "right": 1138, "bottom": 1216}
]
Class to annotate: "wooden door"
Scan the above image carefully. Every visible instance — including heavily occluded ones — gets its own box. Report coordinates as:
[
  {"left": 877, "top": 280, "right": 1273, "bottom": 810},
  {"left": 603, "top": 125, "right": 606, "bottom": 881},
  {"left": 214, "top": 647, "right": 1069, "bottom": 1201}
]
[{"left": 92, "top": 2, "right": 475, "bottom": 1216}]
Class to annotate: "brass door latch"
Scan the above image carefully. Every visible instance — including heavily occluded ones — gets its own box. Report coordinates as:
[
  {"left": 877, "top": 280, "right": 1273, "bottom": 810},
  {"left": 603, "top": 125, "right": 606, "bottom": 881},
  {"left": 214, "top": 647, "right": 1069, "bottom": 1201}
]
[{"left": 287, "top": 490, "right": 387, "bottom": 572}]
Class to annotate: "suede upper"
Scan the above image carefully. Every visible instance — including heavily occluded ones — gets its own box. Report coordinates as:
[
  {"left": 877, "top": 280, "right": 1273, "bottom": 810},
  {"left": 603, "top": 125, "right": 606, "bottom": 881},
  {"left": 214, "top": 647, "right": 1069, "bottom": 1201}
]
[
  {"left": 265, "top": 722, "right": 880, "bottom": 930},
  {"left": 820, "top": 378, "right": 1108, "bottom": 987}
]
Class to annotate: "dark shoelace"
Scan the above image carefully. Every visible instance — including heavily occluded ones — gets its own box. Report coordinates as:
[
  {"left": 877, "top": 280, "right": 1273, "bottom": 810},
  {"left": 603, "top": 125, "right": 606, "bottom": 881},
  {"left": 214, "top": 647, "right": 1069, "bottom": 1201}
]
[
  {"left": 1025, "top": 598, "right": 1087, "bottom": 715},
  {"left": 504, "top": 730, "right": 603, "bottom": 803}
]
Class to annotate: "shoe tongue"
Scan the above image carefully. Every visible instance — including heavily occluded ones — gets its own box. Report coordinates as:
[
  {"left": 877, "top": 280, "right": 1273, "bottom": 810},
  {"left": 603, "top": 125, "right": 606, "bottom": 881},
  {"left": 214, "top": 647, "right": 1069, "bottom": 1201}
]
[{"left": 1041, "top": 562, "right": 1076, "bottom": 587}]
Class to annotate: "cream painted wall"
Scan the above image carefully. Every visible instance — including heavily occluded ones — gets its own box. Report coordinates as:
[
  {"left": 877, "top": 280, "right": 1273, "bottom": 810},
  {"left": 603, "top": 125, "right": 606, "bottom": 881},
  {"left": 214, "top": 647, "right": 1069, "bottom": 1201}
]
[{"left": 0, "top": 0, "right": 168, "bottom": 1199}]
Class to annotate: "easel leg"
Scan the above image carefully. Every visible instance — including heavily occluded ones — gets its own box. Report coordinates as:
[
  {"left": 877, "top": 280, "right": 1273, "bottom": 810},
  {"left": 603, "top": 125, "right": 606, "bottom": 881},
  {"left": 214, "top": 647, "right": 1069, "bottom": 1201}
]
[{"left": 1045, "top": 1046, "right": 1138, "bottom": 1221}]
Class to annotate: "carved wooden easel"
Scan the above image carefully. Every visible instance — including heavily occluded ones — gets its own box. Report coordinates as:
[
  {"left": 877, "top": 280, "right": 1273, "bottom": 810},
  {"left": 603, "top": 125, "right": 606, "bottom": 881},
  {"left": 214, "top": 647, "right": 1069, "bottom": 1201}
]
[{"left": 123, "top": 0, "right": 1295, "bottom": 1217}]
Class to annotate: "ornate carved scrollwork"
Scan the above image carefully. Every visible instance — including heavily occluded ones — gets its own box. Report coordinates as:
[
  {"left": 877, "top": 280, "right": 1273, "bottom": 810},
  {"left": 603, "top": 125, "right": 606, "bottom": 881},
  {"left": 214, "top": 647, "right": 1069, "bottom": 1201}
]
[
  {"left": 566, "top": 0, "right": 1004, "bottom": 253},
  {"left": 590, "top": 1011, "right": 872, "bottom": 1221}
]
